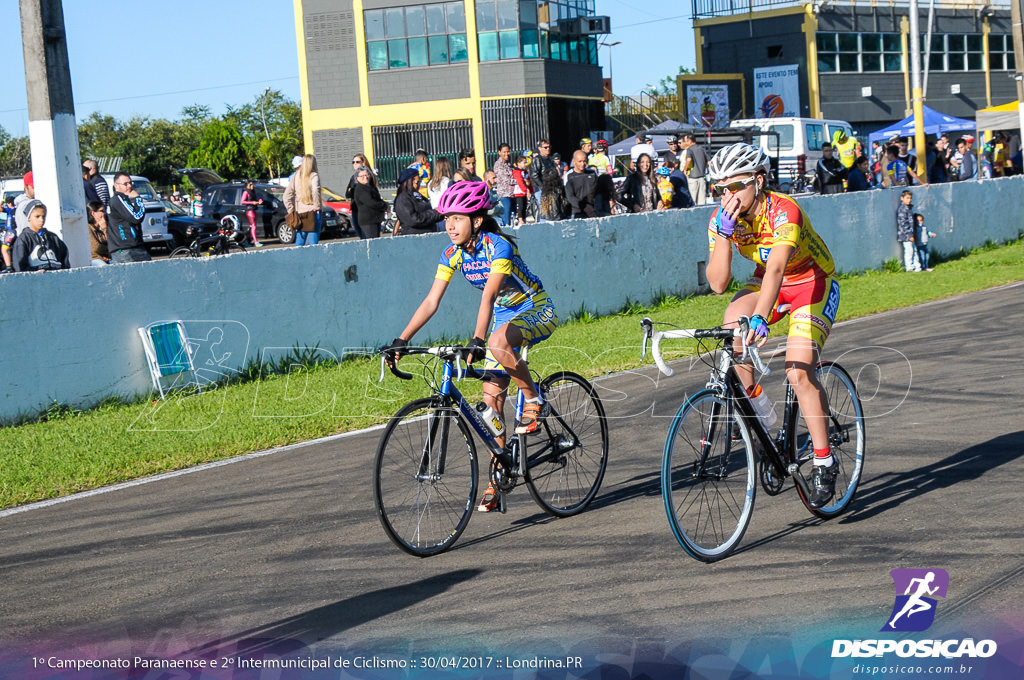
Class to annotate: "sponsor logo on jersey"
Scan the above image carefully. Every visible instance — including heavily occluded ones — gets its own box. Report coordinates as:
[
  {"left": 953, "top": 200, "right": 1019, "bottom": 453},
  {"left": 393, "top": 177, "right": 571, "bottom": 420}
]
[{"left": 822, "top": 280, "right": 840, "bottom": 324}]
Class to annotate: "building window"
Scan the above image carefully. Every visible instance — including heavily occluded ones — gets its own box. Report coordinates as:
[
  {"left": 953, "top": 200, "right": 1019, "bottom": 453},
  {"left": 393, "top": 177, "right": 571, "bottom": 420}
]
[
  {"left": 988, "top": 34, "right": 1016, "bottom": 71},
  {"left": 817, "top": 32, "right": 901, "bottom": 73},
  {"left": 366, "top": 1, "right": 467, "bottom": 70},
  {"left": 477, "top": 0, "right": 598, "bottom": 64}
]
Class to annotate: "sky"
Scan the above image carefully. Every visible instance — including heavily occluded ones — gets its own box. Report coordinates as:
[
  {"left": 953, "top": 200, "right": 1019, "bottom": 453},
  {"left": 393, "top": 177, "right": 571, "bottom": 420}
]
[{"left": 0, "top": 0, "right": 695, "bottom": 137}]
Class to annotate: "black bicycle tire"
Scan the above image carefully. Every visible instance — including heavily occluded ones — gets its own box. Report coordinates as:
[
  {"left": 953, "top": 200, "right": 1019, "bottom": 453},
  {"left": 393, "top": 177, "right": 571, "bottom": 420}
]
[
  {"left": 524, "top": 371, "right": 609, "bottom": 517},
  {"left": 790, "top": 362, "right": 866, "bottom": 518},
  {"left": 661, "top": 389, "right": 757, "bottom": 562},
  {"left": 373, "top": 398, "right": 478, "bottom": 557},
  {"left": 169, "top": 246, "right": 196, "bottom": 259}
]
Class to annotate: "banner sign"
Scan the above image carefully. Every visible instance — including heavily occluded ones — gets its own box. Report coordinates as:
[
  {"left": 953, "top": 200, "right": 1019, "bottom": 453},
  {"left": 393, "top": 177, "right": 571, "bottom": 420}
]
[
  {"left": 686, "top": 84, "right": 730, "bottom": 128},
  {"left": 753, "top": 64, "right": 801, "bottom": 117}
]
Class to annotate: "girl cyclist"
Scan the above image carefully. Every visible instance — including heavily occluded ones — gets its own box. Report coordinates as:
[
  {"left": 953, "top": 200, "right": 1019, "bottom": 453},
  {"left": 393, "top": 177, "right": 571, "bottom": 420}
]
[
  {"left": 704, "top": 143, "right": 841, "bottom": 508},
  {"left": 384, "top": 181, "right": 559, "bottom": 512}
]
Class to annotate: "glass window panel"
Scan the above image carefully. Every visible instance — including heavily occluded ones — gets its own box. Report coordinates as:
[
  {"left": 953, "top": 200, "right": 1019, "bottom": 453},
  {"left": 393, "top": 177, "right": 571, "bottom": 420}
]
[
  {"left": 929, "top": 53, "right": 944, "bottom": 71},
  {"left": 589, "top": 36, "right": 598, "bottom": 64},
  {"left": 499, "top": 29, "right": 519, "bottom": 58},
  {"left": 947, "top": 34, "right": 965, "bottom": 51},
  {"left": 816, "top": 33, "right": 837, "bottom": 51},
  {"left": 406, "top": 7, "right": 425, "bottom": 36},
  {"left": 368, "top": 41, "right": 388, "bottom": 70},
  {"left": 948, "top": 52, "right": 965, "bottom": 70},
  {"left": 806, "top": 124, "right": 825, "bottom": 149},
  {"left": 426, "top": 4, "right": 447, "bottom": 33},
  {"left": 478, "top": 31, "right": 500, "bottom": 60},
  {"left": 388, "top": 39, "right": 408, "bottom": 68},
  {"left": 967, "top": 52, "right": 983, "bottom": 70},
  {"left": 550, "top": 35, "right": 562, "bottom": 60},
  {"left": 861, "top": 33, "right": 881, "bottom": 52},
  {"left": 883, "top": 33, "right": 901, "bottom": 52},
  {"left": 884, "top": 53, "right": 902, "bottom": 71},
  {"left": 409, "top": 37, "right": 428, "bottom": 66},
  {"left": 930, "top": 34, "right": 944, "bottom": 51},
  {"left": 838, "top": 33, "right": 858, "bottom": 51},
  {"left": 365, "top": 10, "right": 385, "bottom": 41},
  {"left": 522, "top": 29, "right": 539, "bottom": 57},
  {"left": 497, "top": 0, "right": 518, "bottom": 29},
  {"left": 771, "top": 124, "right": 794, "bottom": 151},
  {"left": 447, "top": 2, "right": 466, "bottom": 32},
  {"left": 476, "top": 1, "right": 496, "bottom": 31},
  {"left": 428, "top": 34, "right": 449, "bottom": 63},
  {"left": 838, "top": 53, "right": 859, "bottom": 71},
  {"left": 818, "top": 54, "right": 837, "bottom": 73},
  {"left": 385, "top": 8, "right": 405, "bottom": 38},
  {"left": 520, "top": 0, "right": 538, "bottom": 27},
  {"left": 967, "top": 34, "right": 982, "bottom": 51},
  {"left": 450, "top": 33, "right": 469, "bottom": 61},
  {"left": 1008, "top": 52, "right": 1015, "bottom": 70},
  {"left": 989, "top": 53, "right": 1004, "bottom": 71},
  {"left": 540, "top": 29, "right": 549, "bottom": 57},
  {"left": 862, "top": 53, "right": 881, "bottom": 71}
]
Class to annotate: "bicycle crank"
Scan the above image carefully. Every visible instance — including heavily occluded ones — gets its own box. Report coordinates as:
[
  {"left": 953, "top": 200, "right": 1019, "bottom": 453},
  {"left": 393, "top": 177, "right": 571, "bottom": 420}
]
[
  {"left": 758, "top": 458, "right": 785, "bottom": 495},
  {"left": 490, "top": 456, "right": 517, "bottom": 494}
]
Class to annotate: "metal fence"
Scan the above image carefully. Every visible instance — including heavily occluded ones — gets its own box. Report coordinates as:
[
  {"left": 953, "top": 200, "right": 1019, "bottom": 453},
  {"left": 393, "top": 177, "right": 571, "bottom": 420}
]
[
  {"left": 371, "top": 119, "right": 475, "bottom": 188},
  {"left": 481, "top": 98, "right": 551, "bottom": 170},
  {"left": 692, "top": 0, "right": 1008, "bottom": 20}
]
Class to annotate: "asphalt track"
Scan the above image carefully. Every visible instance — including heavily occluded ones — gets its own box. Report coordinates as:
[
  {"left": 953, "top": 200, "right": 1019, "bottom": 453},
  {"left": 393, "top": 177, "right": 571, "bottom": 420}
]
[{"left": 1, "top": 284, "right": 1022, "bottom": 676}]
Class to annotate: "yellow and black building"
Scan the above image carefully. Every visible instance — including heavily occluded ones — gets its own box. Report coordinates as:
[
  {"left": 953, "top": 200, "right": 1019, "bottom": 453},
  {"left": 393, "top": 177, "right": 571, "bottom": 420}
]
[{"left": 293, "top": 0, "right": 608, "bottom": 189}]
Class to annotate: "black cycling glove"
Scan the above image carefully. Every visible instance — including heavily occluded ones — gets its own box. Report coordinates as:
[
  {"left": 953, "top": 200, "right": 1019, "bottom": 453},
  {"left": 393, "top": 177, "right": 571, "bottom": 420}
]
[
  {"left": 465, "top": 337, "right": 486, "bottom": 363},
  {"left": 383, "top": 337, "right": 408, "bottom": 363}
]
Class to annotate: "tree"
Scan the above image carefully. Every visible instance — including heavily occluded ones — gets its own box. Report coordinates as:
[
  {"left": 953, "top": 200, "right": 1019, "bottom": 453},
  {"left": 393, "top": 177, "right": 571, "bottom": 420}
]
[
  {"left": 646, "top": 66, "right": 695, "bottom": 98},
  {"left": 0, "top": 126, "right": 31, "bottom": 177},
  {"left": 188, "top": 120, "right": 249, "bottom": 179}
]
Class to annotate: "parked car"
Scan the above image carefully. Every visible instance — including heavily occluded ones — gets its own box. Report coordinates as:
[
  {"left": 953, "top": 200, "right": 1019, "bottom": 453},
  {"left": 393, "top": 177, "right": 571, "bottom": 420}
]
[
  {"left": 320, "top": 185, "right": 354, "bottom": 234},
  {"left": 730, "top": 117, "right": 854, "bottom": 192},
  {"left": 161, "top": 199, "right": 219, "bottom": 246},
  {"left": 100, "top": 173, "right": 174, "bottom": 250},
  {"left": 178, "top": 168, "right": 342, "bottom": 244}
]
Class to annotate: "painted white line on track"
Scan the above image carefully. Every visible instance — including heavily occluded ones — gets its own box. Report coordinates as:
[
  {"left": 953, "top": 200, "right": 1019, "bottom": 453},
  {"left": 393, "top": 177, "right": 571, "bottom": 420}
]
[{"left": 2, "top": 280, "right": 1020, "bottom": 520}]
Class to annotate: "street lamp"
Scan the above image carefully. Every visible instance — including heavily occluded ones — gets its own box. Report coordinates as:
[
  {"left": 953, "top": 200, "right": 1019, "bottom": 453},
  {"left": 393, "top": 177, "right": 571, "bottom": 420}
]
[
  {"left": 259, "top": 86, "right": 271, "bottom": 141},
  {"left": 599, "top": 40, "right": 621, "bottom": 83}
]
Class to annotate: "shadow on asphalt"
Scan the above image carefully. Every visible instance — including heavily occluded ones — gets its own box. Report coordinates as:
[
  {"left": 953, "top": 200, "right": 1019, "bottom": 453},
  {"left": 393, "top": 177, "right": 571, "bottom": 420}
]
[
  {"left": 183, "top": 568, "right": 483, "bottom": 658},
  {"left": 841, "top": 430, "right": 1024, "bottom": 523}
]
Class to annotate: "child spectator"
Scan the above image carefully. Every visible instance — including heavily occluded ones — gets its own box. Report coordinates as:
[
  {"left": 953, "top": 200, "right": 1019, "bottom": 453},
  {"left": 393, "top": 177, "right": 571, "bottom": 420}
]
[
  {"left": 2, "top": 195, "right": 17, "bottom": 272},
  {"left": 11, "top": 200, "right": 71, "bottom": 272},
  {"left": 896, "top": 190, "right": 921, "bottom": 273},
  {"left": 511, "top": 153, "right": 532, "bottom": 226},
  {"left": 655, "top": 166, "right": 674, "bottom": 208},
  {"left": 913, "top": 212, "right": 937, "bottom": 272}
]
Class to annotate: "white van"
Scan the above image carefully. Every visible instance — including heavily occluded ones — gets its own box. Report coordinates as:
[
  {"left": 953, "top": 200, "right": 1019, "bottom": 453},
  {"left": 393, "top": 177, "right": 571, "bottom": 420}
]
[
  {"left": 101, "top": 174, "right": 172, "bottom": 249},
  {"left": 731, "top": 117, "right": 855, "bottom": 191}
]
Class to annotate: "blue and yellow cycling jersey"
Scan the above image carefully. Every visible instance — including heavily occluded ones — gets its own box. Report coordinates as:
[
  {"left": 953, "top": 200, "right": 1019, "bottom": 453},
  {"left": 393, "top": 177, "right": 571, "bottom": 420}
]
[{"left": 436, "top": 231, "right": 545, "bottom": 308}]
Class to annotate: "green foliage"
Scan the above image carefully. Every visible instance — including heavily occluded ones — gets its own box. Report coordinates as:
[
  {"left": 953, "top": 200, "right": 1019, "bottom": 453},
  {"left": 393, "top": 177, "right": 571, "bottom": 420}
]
[
  {"left": 646, "top": 66, "right": 695, "bottom": 98},
  {"left": 882, "top": 257, "right": 903, "bottom": 273},
  {"left": 188, "top": 120, "right": 250, "bottom": 179},
  {"left": 0, "top": 125, "right": 31, "bottom": 176}
]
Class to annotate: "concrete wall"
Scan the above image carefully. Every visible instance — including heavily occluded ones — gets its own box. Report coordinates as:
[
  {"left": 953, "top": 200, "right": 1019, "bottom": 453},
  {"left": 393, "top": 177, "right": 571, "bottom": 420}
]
[{"left": 1, "top": 177, "right": 1021, "bottom": 421}]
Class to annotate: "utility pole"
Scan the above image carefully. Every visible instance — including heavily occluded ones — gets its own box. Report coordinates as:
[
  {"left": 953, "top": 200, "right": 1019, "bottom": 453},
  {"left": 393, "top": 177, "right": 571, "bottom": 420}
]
[
  {"left": 19, "top": 0, "right": 89, "bottom": 266},
  {"left": 908, "top": 0, "right": 927, "bottom": 179},
  {"left": 1012, "top": 0, "right": 1024, "bottom": 132}
]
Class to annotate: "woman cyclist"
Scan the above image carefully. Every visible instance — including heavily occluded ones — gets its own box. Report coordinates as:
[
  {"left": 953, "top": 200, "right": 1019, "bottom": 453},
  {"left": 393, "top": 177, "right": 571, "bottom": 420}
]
[
  {"left": 704, "top": 143, "right": 842, "bottom": 508},
  {"left": 384, "top": 181, "right": 559, "bottom": 512}
]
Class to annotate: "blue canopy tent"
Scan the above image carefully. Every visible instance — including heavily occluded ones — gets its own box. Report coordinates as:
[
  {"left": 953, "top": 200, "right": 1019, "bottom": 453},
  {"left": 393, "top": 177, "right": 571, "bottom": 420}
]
[
  {"left": 607, "top": 120, "right": 683, "bottom": 160},
  {"left": 868, "top": 105, "right": 975, "bottom": 147}
]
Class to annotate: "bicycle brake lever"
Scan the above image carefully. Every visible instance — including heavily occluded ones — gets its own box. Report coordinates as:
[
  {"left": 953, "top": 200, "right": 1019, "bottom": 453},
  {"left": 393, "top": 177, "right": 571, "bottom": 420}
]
[
  {"left": 378, "top": 354, "right": 387, "bottom": 383},
  {"left": 640, "top": 318, "right": 652, "bottom": 360}
]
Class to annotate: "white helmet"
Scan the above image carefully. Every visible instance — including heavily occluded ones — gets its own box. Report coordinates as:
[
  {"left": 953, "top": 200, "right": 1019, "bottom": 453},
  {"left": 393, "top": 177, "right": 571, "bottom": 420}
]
[{"left": 707, "top": 143, "right": 771, "bottom": 182}]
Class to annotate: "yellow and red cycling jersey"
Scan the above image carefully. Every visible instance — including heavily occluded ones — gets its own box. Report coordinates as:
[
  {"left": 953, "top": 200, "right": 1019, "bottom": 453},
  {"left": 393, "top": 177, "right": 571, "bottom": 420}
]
[{"left": 707, "top": 191, "right": 835, "bottom": 285}]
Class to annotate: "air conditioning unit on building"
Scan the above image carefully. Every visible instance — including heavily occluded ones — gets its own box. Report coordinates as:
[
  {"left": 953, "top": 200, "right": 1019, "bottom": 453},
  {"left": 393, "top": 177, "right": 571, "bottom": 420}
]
[{"left": 557, "top": 16, "right": 611, "bottom": 35}]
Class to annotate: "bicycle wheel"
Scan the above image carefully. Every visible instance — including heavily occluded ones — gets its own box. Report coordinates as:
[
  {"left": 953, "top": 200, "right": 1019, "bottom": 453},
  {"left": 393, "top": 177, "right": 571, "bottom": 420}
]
[
  {"left": 524, "top": 371, "right": 609, "bottom": 517},
  {"left": 790, "top": 362, "right": 865, "bottom": 518},
  {"left": 169, "top": 246, "right": 195, "bottom": 258},
  {"left": 662, "top": 390, "right": 756, "bottom": 562},
  {"left": 374, "top": 398, "right": 478, "bottom": 557}
]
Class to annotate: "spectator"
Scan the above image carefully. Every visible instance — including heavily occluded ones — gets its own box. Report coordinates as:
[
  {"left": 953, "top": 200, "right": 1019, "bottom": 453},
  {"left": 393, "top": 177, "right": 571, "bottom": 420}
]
[
  {"left": 492, "top": 143, "right": 515, "bottom": 226},
  {"left": 82, "top": 165, "right": 101, "bottom": 204},
  {"left": 394, "top": 167, "right": 443, "bottom": 235},
  {"left": 345, "top": 152, "right": 374, "bottom": 239},
  {"left": 896, "top": 136, "right": 920, "bottom": 182},
  {"left": 240, "top": 180, "right": 264, "bottom": 247},
  {"left": 870, "top": 140, "right": 885, "bottom": 184},
  {"left": 655, "top": 166, "right": 674, "bottom": 207},
  {"left": 107, "top": 172, "right": 152, "bottom": 263},
  {"left": 832, "top": 129, "right": 861, "bottom": 172},
  {"left": 662, "top": 135, "right": 683, "bottom": 167},
  {"left": 815, "top": 143, "right": 845, "bottom": 194},
  {"left": 552, "top": 152, "right": 568, "bottom": 180},
  {"left": 427, "top": 156, "right": 453, "bottom": 210},
  {"left": 579, "top": 137, "right": 593, "bottom": 161},
  {"left": 845, "top": 155, "right": 872, "bottom": 192},
  {"left": 453, "top": 168, "right": 476, "bottom": 182},
  {"left": 531, "top": 139, "right": 563, "bottom": 222},
  {"left": 913, "top": 212, "right": 936, "bottom": 272},
  {"left": 3, "top": 196, "right": 17, "bottom": 272},
  {"left": 511, "top": 153, "right": 532, "bottom": 226},
  {"left": 13, "top": 171, "right": 35, "bottom": 232},
  {"left": 483, "top": 170, "right": 505, "bottom": 223},
  {"left": 950, "top": 137, "right": 976, "bottom": 181},
  {"left": 83, "top": 159, "right": 109, "bottom": 207},
  {"left": 538, "top": 164, "right": 569, "bottom": 221},
  {"left": 679, "top": 133, "right": 709, "bottom": 205},
  {"left": 350, "top": 166, "right": 387, "bottom": 239},
  {"left": 86, "top": 200, "right": 111, "bottom": 266},
  {"left": 629, "top": 133, "right": 656, "bottom": 169},
  {"left": 664, "top": 157, "right": 694, "bottom": 208},
  {"left": 408, "top": 148, "right": 431, "bottom": 198},
  {"left": 881, "top": 145, "right": 926, "bottom": 188},
  {"left": 11, "top": 200, "right": 70, "bottom": 272},
  {"left": 618, "top": 153, "right": 663, "bottom": 213},
  {"left": 926, "top": 137, "right": 950, "bottom": 184},
  {"left": 458, "top": 148, "right": 482, "bottom": 182},
  {"left": 284, "top": 154, "right": 322, "bottom": 246},
  {"left": 564, "top": 150, "right": 598, "bottom": 219},
  {"left": 896, "top": 189, "right": 921, "bottom": 272},
  {"left": 587, "top": 139, "right": 613, "bottom": 176}
]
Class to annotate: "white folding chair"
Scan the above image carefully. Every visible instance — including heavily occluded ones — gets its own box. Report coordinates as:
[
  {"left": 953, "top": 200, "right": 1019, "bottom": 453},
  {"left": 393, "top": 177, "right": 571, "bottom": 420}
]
[{"left": 138, "top": 320, "right": 203, "bottom": 399}]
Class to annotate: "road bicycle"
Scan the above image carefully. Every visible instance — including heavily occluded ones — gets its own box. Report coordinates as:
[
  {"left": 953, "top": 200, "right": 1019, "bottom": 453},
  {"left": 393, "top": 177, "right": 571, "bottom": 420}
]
[
  {"left": 641, "top": 316, "right": 865, "bottom": 562},
  {"left": 374, "top": 343, "right": 609, "bottom": 557},
  {"left": 169, "top": 216, "right": 248, "bottom": 258}
]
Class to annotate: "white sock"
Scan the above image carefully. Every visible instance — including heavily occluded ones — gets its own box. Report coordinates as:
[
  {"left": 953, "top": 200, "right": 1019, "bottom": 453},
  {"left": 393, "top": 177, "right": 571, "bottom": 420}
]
[{"left": 525, "top": 396, "right": 544, "bottom": 405}]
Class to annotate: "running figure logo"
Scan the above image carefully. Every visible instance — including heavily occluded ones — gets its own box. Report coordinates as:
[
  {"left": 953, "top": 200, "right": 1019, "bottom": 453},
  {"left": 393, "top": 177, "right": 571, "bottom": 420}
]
[{"left": 882, "top": 568, "right": 949, "bottom": 632}]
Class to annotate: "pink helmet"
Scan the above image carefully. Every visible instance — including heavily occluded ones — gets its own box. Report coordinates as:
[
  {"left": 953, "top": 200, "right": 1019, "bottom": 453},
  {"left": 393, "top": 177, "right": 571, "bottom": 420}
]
[{"left": 436, "top": 181, "right": 492, "bottom": 215}]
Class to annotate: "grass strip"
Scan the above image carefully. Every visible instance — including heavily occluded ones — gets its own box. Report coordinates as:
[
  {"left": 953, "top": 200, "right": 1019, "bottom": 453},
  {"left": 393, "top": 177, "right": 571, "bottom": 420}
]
[{"left": 2, "top": 238, "right": 1022, "bottom": 509}]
